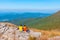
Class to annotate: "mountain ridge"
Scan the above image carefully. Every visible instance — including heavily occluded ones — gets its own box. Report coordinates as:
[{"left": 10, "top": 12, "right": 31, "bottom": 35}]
[{"left": 14, "top": 11, "right": 60, "bottom": 30}]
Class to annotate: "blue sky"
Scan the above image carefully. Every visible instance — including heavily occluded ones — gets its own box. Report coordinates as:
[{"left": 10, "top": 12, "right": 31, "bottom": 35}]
[{"left": 0, "top": 0, "right": 60, "bottom": 12}]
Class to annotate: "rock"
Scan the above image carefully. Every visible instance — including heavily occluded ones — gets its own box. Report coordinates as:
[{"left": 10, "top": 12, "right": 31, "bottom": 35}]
[
  {"left": 30, "top": 30, "right": 41, "bottom": 40},
  {"left": 0, "top": 23, "right": 41, "bottom": 40},
  {"left": 30, "top": 30, "right": 41, "bottom": 37}
]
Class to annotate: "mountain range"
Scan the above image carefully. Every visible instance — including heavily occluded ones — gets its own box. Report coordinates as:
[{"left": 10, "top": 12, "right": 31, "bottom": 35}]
[
  {"left": 8, "top": 11, "right": 60, "bottom": 30},
  {"left": 1, "top": 11, "right": 59, "bottom": 30},
  {"left": 22, "top": 11, "right": 60, "bottom": 30}
]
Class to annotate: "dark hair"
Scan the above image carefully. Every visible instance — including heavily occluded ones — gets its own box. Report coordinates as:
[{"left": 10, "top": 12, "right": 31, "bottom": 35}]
[
  {"left": 20, "top": 25, "right": 22, "bottom": 26},
  {"left": 24, "top": 25, "right": 26, "bottom": 26}
]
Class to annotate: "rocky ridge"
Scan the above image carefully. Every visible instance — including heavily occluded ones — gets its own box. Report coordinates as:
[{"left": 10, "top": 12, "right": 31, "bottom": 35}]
[{"left": 0, "top": 22, "right": 41, "bottom": 40}]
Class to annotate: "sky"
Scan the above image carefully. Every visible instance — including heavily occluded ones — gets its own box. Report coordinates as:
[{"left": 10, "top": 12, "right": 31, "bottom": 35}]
[{"left": 0, "top": 0, "right": 60, "bottom": 12}]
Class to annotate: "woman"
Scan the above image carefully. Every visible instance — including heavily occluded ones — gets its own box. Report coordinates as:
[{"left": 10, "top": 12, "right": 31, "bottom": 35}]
[
  {"left": 23, "top": 25, "right": 30, "bottom": 33},
  {"left": 18, "top": 25, "right": 23, "bottom": 32}
]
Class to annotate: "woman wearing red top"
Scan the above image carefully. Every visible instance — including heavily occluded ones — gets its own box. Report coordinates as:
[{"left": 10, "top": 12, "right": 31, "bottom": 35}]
[
  {"left": 23, "top": 25, "right": 30, "bottom": 33},
  {"left": 23, "top": 25, "right": 27, "bottom": 32}
]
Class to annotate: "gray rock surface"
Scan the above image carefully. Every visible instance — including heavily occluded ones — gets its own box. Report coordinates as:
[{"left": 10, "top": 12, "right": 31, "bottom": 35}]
[{"left": 0, "top": 23, "right": 41, "bottom": 40}]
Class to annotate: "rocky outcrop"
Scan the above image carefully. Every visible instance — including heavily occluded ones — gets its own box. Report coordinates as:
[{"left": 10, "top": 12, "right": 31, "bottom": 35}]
[{"left": 0, "top": 22, "right": 41, "bottom": 40}]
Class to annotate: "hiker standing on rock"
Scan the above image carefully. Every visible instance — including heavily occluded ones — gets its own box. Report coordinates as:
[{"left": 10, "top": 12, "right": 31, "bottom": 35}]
[{"left": 18, "top": 25, "right": 23, "bottom": 32}]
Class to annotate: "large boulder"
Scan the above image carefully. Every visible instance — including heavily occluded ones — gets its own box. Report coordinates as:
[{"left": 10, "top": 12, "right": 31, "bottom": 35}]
[{"left": 30, "top": 30, "right": 41, "bottom": 40}]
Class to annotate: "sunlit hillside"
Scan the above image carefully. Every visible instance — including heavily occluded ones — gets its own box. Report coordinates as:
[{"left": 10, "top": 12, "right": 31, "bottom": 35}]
[{"left": 27, "top": 11, "right": 60, "bottom": 30}]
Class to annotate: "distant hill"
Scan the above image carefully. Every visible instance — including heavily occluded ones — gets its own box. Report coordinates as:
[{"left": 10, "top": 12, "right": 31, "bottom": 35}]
[
  {"left": 25, "top": 11, "right": 60, "bottom": 30},
  {"left": 8, "top": 14, "right": 51, "bottom": 25},
  {"left": 2, "top": 11, "right": 60, "bottom": 30},
  {"left": 10, "top": 11, "right": 60, "bottom": 30}
]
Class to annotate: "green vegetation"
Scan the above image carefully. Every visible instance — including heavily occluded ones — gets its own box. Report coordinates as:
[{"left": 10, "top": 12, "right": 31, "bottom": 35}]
[
  {"left": 27, "top": 11, "right": 60, "bottom": 30},
  {"left": 10, "top": 11, "right": 60, "bottom": 30}
]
